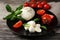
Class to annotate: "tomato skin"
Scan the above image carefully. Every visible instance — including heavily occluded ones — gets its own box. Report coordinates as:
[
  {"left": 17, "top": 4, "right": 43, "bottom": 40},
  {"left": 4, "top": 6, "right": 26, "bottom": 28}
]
[
  {"left": 29, "top": 2, "right": 37, "bottom": 8},
  {"left": 24, "top": 2, "right": 29, "bottom": 7},
  {"left": 44, "top": 4, "right": 51, "bottom": 10},
  {"left": 13, "top": 20, "right": 23, "bottom": 28},
  {"left": 30, "top": 3, "right": 37, "bottom": 8},
  {"left": 37, "top": 3, "right": 43, "bottom": 8},
  {"left": 41, "top": 14, "right": 54, "bottom": 24},
  {"left": 41, "top": 1, "right": 47, "bottom": 6},
  {"left": 36, "top": 1, "right": 41, "bottom": 4},
  {"left": 41, "top": 14, "right": 51, "bottom": 24},
  {"left": 49, "top": 15, "right": 54, "bottom": 19},
  {"left": 29, "top": 0, "right": 36, "bottom": 8},
  {"left": 37, "top": 9, "right": 45, "bottom": 16},
  {"left": 30, "top": 0, "right": 35, "bottom": 2}
]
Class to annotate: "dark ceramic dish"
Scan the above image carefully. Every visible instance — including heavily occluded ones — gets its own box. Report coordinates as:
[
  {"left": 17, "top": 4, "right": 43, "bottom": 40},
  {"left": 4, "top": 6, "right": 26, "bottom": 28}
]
[{"left": 6, "top": 11, "right": 58, "bottom": 36}]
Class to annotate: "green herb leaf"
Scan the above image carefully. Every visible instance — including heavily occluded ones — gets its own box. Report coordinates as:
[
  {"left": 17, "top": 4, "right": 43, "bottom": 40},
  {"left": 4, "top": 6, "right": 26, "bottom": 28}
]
[
  {"left": 41, "top": 26, "right": 47, "bottom": 30},
  {"left": 23, "top": 23, "right": 30, "bottom": 27},
  {"left": 15, "top": 10, "right": 22, "bottom": 16},
  {"left": 3, "top": 11, "right": 15, "bottom": 20},
  {"left": 10, "top": 16, "right": 16, "bottom": 20},
  {"left": 3, "top": 14, "right": 12, "bottom": 20},
  {"left": 16, "top": 5, "right": 23, "bottom": 11},
  {"left": 4, "top": 5, "right": 23, "bottom": 20},
  {"left": 10, "top": 10, "right": 22, "bottom": 20},
  {"left": 33, "top": 18, "right": 39, "bottom": 22},
  {"left": 6, "top": 4, "right": 12, "bottom": 12}
]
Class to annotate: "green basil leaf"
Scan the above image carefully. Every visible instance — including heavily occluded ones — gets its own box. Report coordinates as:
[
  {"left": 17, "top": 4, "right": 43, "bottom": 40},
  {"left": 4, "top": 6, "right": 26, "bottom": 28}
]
[
  {"left": 6, "top": 4, "right": 12, "bottom": 12},
  {"left": 15, "top": 10, "right": 22, "bottom": 16},
  {"left": 41, "top": 26, "right": 47, "bottom": 30},
  {"left": 3, "top": 11, "right": 15, "bottom": 20},
  {"left": 34, "top": 18, "right": 39, "bottom": 22},
  {"left": 10, "top": 16, "right": 16, "bottom": 20},
  {"left": 3, "top": 13, "right": 13, "bottom": 20},
  {"left": 10, "top": 11, "right": 22, "bottom": 20},
  {"left": 23, "top": 23, "right": 30, "bottom": 27},
  {"left": 16, "top": 5, "right": 23, "bottom": 11}
]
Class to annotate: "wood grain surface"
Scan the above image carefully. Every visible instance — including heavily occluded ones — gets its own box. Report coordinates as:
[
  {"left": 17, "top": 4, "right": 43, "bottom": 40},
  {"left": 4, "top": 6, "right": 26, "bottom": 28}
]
[{"left": 0, "top": 0, "right": 60, "bottom": 40}]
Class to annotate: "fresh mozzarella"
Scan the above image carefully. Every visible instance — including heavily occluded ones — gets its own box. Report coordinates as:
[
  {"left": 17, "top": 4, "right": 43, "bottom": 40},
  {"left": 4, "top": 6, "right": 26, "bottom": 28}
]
[
  {"left": 35, "top": 24, "right": 42, "bottom": 32},
  {"left": 35, "top": 27, "right": 42, "bottom": 32},
  {"left": 29, "top": 26, "right": 35, "bottom": 32},
  {"left": 35, "top": 24, "right": 41, "bottom": 28},
  {"left": 21, "top": 7, "right": 35, "bottom": 20},
  {"left": 24, "top": 26, "right": 29, "bottom": 30},
  {"left": 27, "top": 21, "right": 36, "bottom": 26},
  {"left": 24, "top": 21, "right": 42, "bottom": 33}
]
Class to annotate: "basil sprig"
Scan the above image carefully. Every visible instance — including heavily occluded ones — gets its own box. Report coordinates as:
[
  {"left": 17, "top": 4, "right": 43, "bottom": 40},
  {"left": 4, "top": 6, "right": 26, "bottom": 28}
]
[{"left": 4, "top": 4, "right": 24, "bottom": 20}]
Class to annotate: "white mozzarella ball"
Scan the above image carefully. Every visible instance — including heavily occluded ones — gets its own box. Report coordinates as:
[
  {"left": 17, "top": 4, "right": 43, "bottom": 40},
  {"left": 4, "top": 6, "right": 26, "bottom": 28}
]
[
  {"left": 29, "top": 26, "right": 35, "bottom": 32},
  {"left": 35, "top": 24, "right": 41, "bottom": 28},
  {"left": 27, "top": 21, "right": 36, "bottom": 26},
  {"left": 35, "top": 27, "right": 42, "bottom": 32},
  {"left": 21, "top": 7, "right": 35, "bottom": 21},
  {"left": 24, "top": 27, "right": 29, "bottom": 30}
]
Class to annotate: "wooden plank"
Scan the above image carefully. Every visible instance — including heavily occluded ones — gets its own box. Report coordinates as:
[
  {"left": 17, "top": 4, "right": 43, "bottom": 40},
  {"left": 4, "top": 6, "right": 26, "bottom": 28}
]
[{"left": 0, "top": 34, "right": 60, "bottom": 40}]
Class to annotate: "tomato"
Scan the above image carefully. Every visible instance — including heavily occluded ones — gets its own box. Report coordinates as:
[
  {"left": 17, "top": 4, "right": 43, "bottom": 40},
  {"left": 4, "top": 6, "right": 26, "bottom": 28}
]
[
  {"left": 41, "top": 14, "right": 50, "bottom": 24},
  {"left": 41, "top": 14, "right": 53, "bottom": 24},
  {"left": 30, "top": 0, "right": 35, "bottom": 2},
  {"left": 37, "top": 9, "right": 45, "bottom": 16},
  {"left": 49, "top": 15, "right": 54, "bottom": 19},
  {"left": 13, "top": 20, "right": 23, "bottom": 28},
  {"left": 44, "top": 4, "right": 51, "bottom": 10},
  {"left": 42, "top": 17, "right": 47, "bottom": 24},
  {"left": 36, "top": 1, "right": 41, "bottom": 4},
  {"left": 30, "top": 3, "right": 37, "bottom": 8},
  {"left": 24, "top": 2, "right": 29, "bottom": 7},
  {"left": 37, "top": 3, "right": 43, "bottom": 8},
  {"left": 36, "top": 0, "right": 40, "bottom": 1},
  {"left": 41, "top": 1, "right": 47, "bottom": 6}
]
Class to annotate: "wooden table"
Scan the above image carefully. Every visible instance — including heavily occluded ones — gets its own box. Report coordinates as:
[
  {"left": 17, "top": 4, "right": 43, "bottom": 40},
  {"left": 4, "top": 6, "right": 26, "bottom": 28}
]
[{"left": 0, "top": 0, "right": 60, "bottom": 40}]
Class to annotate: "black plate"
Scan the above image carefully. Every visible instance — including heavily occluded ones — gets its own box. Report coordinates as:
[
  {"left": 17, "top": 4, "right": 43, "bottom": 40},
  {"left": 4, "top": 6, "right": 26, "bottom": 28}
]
[{"left": 6, "top": 11, "right": 58, "bottom": 36}]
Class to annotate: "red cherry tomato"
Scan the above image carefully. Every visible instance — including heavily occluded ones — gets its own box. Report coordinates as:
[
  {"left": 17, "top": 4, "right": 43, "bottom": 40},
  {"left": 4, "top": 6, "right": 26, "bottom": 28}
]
[
  {"left": 30, "top": 3, "right": 37, "bottom": 8},
  {"left": 41, "top": 1, "right": 47, "bottom": 6},
  {"left": 49, "top": 15, "right": 54, "bottom": 19},
  {"left": 41, "top": 14, "right": 53, "bottom": 24},
  {"left": 42, "top": 17, "right": 47, "bottom": 24},
  {"left": 36, "top": 0, "right": 40, "bottom": 1},
  {"left": 36, "top": 1, "right": 41, "bottom": 4},
  {"left": 13, "top": 20, "right": 23, "bottom": 28},
  {"left": 24, "top": 2, "right": 29, "bottom": 7},
  {"left": 37, "top": 9, "right": 45, "bottom": 16},
  {"left": 44, "top": 4, "right": 51, "bottom": 10},
  {"left": 37, "top": 3, "right": 43, "bottom": 8},
  {"left": 30, "top": 0, "right": 35, "bottom": 2}
]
